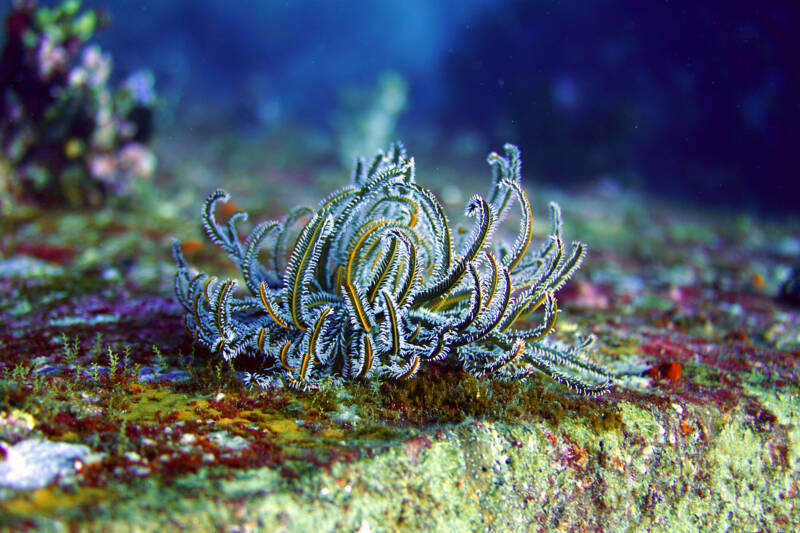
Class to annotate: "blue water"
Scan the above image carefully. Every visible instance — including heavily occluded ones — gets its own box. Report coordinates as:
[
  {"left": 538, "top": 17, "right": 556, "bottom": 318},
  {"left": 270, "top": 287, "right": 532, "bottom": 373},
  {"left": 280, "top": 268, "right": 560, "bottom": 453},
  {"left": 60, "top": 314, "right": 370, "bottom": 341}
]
[{"left": 5, "top": 0, "right": 798, "bottom": 214}]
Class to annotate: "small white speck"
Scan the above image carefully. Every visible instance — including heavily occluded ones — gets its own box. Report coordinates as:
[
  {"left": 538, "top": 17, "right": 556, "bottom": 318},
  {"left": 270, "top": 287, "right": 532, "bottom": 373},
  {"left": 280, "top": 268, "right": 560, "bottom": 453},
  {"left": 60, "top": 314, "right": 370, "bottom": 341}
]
[{"left": 124, "top": 451, "right": 142, "bottom": 462}]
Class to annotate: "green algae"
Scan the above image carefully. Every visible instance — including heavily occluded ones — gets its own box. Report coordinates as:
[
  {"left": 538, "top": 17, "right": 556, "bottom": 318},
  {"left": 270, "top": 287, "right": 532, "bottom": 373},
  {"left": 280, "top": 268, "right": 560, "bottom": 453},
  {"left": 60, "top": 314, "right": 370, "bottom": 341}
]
[
  {"left": 33, "top": 403, "right": 790, "bottom": 532},
  {"left": 6, "top": 381, "right": 796, "bottom": 532},
  {"left": 743, "top": 383, "right": 800, "bottom": 470},
  {"left": 2, "top": 135, "right": 800, "bottom": 530},
  {"left": 119, "top": 389, "right": 200, "bottom": 422}
]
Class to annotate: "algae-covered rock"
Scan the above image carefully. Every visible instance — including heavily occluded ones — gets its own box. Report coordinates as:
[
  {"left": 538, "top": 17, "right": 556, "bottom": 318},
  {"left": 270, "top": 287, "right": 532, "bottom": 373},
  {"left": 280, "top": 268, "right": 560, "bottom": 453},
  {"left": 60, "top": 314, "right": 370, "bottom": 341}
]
[{"left": 0, "top": 136, "right": 798, "bottom": 531}]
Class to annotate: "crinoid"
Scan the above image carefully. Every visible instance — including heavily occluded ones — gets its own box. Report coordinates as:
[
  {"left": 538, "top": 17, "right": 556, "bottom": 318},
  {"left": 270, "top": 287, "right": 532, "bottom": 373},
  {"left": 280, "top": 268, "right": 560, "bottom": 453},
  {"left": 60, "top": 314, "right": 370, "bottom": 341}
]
[{"left": 173, "top": 143, "right": 613, "bottom": 395}]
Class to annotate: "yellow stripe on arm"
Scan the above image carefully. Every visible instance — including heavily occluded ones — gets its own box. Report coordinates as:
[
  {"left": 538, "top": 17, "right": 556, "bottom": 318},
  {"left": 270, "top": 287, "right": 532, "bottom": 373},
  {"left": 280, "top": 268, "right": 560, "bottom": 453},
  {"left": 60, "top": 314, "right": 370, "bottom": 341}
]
[
  {"left": 483, "top": 252, "right": 499, "bottom": 309},
  {"left": 188, "top": 272, "right": 203, "bottom": 289},
  {"left": 358, "top": 334, "right": 373, "bottom": 378},
  {"left": 381, "top": 291, "right": 400, "bottom": 358},
  {"left": 344, "top": 281, "right": 372, "bottom": 332},
  {"left": 346, "top": 220, "right": 389, "bottom": 284},
  {"left": 504, "top": 180, "right": 534, "bottom": 272},
  {"left": 431, "top": 292, "right": 470, "bottom": 311},
  {"left": 525, "top": 293, "right": 558, "bottom": 341},
  {"left": 279, "top": 341, "right": 294, "bottom": 371},
  {"left": 397, "top": 242, "right": 418, "bottom": 306},
  {"left": 406, "top": 197, "right": 419, "bottom": 227},
  {"left": 299, "top": 350, "right": 312, "bottom": 381},
  {"left": 259, "top": 281, "right": 290, "bottom": 329},
  {"left": 203, "top": 276, "right": 215, "bottom": 303},
  {"left": 408, "top": 322, "right": 421, "bottom": 342},
  {"left": 297, "top": 308, "right": 331, "bottom": 383},
  {"left": 368, "top": 243, "right": 397, "bottom": 302},
  {"left": 308, "top": 307, "right": 332, "bottom": 364},
  {"left": 496, "top": 339, "right": 526, "bottom": 373},
  {"left": 502, "top": 292, "right": 548, "bottom": 332},
  {"left": 397, "top": 356, "right": 420, "bottom": 380},
  {"left": 289, "top": 216, "right": 327, "bottom": 330},
  {"left": 334, "top": 266, "right": 345, "bottom": 297},
  {"left": 215, "top": 280, "right": 234, "bottom": 337},
  {"left": 369, "top": 249, "right": 384, "bottom": 273},
  {"left": 320, "top": 187, "right": 356, "bottom": 211},
  {"left": 257, "top": 327, "right": 266, "bottom": 353}
]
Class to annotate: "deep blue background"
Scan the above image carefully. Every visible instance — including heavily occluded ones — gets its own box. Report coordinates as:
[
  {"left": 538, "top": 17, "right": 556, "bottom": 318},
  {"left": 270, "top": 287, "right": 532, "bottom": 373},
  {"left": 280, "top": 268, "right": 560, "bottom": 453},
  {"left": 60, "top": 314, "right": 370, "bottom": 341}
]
[{"left": 7, "top": 0, "right": 798, "bottom": 214}]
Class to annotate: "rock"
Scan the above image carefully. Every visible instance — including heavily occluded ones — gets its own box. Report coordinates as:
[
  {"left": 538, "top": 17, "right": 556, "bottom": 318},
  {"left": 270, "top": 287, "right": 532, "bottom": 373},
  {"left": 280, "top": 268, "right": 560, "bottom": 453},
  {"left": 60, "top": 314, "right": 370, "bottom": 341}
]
[
  {"left": 208, "top": 431, "right": 250, "bottom": 452},
  {"left": 0, "top": 257, "right": 64, "bottom": 278},
  {"left": 0, "top": 439, "right": 92, "bottom": 490}
]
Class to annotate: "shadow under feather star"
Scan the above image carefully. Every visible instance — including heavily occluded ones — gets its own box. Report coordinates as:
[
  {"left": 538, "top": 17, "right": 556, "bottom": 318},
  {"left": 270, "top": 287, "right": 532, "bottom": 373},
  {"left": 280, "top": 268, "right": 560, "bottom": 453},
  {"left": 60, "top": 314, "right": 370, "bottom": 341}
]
[{"left": 173, "top": 143, "right": 612, "bottom": 395}]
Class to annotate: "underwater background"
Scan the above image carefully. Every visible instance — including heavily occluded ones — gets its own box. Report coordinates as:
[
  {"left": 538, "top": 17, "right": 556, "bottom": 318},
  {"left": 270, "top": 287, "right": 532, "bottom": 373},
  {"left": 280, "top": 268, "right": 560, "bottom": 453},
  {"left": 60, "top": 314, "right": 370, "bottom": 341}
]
[
  {"left": 50, "top": 0, "right": 800, "bottom": 214},
  {"left": 5, "top": 0, "right": 798, "bottom": 213},
  {"left": 1, "top": 1, "right": 799, "bottom": 531}
]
